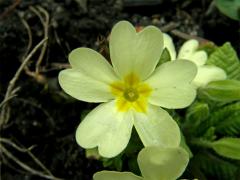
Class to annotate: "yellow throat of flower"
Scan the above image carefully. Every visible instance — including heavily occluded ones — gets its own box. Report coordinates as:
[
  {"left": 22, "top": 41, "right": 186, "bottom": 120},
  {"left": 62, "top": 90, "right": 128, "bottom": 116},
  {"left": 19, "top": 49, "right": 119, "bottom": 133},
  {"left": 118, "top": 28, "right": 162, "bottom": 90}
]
[{"left": 110, "top": 73, "right": 152, "bottom": 113}]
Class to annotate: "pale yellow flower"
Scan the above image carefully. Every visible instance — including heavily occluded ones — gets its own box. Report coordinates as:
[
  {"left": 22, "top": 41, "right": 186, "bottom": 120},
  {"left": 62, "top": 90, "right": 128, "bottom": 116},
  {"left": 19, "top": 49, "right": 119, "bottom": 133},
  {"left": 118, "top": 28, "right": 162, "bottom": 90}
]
[{"left": 59, "top": 21, "right": 197, "bottom": 158}]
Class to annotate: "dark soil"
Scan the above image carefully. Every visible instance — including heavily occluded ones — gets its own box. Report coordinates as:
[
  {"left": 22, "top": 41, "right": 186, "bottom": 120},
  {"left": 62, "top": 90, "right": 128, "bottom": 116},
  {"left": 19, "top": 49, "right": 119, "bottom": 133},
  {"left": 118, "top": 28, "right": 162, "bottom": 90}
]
[{"left": 0, "top": 0, "right": 239, "bottom": 180}]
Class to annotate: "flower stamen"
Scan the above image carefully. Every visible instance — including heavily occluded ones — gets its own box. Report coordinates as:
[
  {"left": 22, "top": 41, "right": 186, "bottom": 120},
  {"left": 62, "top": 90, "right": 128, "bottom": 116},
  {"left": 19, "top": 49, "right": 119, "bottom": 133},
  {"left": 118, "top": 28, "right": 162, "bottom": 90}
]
[
  {"left": 124, "top": 88, "right": 139, "bottom": 102},
  {"left": 110, "top": 73, "right": 152, "bottom": 112}
]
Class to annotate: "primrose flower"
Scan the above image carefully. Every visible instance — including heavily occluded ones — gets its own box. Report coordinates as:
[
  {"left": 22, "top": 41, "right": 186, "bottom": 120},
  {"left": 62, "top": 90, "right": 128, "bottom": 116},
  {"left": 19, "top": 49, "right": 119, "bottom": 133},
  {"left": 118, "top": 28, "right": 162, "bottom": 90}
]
[
  {"left": 163, "top": 34, "right": 227, "bottom": 87},
  {"left": 93, "top": 146, "right": 189, "bottom": 180},
  {"left": 58, "top": 21, "right": 197, "bottom": 158}
]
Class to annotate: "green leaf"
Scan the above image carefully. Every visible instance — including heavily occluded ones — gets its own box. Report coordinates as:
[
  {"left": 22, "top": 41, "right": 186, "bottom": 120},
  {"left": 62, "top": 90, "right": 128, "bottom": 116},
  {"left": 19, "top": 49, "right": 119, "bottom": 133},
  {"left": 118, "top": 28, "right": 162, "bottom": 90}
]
[
  {"left": 211, "top": 138, "right": 240, "bottom": 160},
  {"left": 203, "top": 102, "right": 240, "bottom": 136},
  {"left": 215, "top": 0, "right": 240, "bottom": 20},
  {"left": 113, "top": 157, "right": 123, "bottom": 171},
  {"left": 192, "top": 152, "right": 239, "bottom": 180},
  {"left": 216, "top": 112, "right": 240, "bottom": 136},
  {"left": 214, "top": 102, "right": 240, "bottom": 136},
  {"left": 128, "top": 157, "right": 141, "bottom": 176},
  {"left": 201, "top": 79, "right": 240, "bottom": 102},
  {"left": 207, "top": 42, "right": 240, "bottom": 80},
  {"left": 202, "top": 127, "right": 216, "bottom": 141},
  {"left": 185, "top": 102, "right": 209, "bottom": 127},
  {"left": 102, "top": 154, "right": 123, "bottom": 171},
  {"left": 102, "top": 158, "right": 114, "bottom": 168},
  {"left": 194, "top": 102, "right": 240, "bottom": 137},
  {"left": 158, "top": 48, "right": 171, "bottom": 66}
]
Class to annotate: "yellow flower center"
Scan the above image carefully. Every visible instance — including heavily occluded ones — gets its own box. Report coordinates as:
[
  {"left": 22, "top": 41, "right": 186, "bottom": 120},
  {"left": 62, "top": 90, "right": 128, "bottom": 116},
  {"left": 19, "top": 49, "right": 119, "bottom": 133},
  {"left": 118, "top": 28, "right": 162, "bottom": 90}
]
[{"left": 110, "top": 73, "right": 152, "bottom": 113}]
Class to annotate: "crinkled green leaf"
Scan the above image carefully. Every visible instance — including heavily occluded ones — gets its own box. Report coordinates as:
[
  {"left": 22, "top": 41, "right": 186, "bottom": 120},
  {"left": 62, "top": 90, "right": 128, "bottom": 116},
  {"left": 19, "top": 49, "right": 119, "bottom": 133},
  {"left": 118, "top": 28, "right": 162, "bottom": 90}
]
[
  {"left": 215, "top": 0, "right": 240, "bottom": 20},
  {"left": 211, "top": 102, "right": 240, "bottom": 136},
  {"left": 201, "top": 79, "right": 240, "bottom": 102},
  {"left": 185, "top": 102, "right": 209, "bottom": 127},
  {"left": 192, "top": 152, "right": 239, "bottom": 180},
  {"left": 207, "top": 42, "right": 240, "bottom": 80},
  {"left": 202, "top": 127, "right": 216, "bottom": 141},
  {"left": 216, "top": 113, "right": 240, "bottom": 136},
  {"left": 211, "top": 138, "right": 240, "bottom": 160},
  {"left": 197, "top": 102, "right": 240, "bottom": 136}
]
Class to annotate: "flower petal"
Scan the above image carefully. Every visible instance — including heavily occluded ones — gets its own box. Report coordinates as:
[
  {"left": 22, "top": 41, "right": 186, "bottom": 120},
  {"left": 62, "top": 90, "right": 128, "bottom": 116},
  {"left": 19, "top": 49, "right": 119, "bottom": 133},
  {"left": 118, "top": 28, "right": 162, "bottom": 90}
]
[
  {"left": 138, "top": 147, "right": 189, "bottom": 180},
  {"left": 177, "top": 39, "right": 198, "bottom": 58},
  {"left": 110, "top": 21, "right": 163, "bottom": 80},
  {"left": 59, "top": 69, "right": 114, "bottom": 102},
  {"left": 75, "top": 101, "right": 134, "bottom": 158},
  {"left": 93, "top": 171, "right": 142, "bottom": 180},
  {"left": 69, "top": 47, "right": 118, "bottom": 83},
  {"left": 177, "top": 39, "right": 207, "bottom": 66},
  {"left": 163, "top": 33, "right": 176, "bottom": 60},
  {"left": 190, "top": 51, "right": 208, "bottom": 66},
  {"left": 133, "top": 105, "right": 180, "bottom": 148},
  {"left": 146, "top": 60, "right": 197, "bottom": 109},
  {"left": 193, "top": 65, "right": 227, "bottom": 87}
]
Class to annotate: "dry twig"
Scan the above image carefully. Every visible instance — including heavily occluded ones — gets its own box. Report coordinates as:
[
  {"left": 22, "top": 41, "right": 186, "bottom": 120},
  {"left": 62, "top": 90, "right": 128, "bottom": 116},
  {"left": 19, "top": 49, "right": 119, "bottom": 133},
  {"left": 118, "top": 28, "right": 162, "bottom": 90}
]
[
  {"left": 0, "top": 145, "right": 62, "bottom": 180},
  {"left": 0, "top": 38, "right": 48, "bottom": 126},
  {"left": 160, "top": 21, "right": 211, "bottom": 44},
  {"left": 160, "top": 22, "right": 179, "bottom": 32},
  {"left": 0, "top": 138, "right": 53, "bottom": 176},
  {"left": 0, "top": 0, "right": 21, "bottom": 19},
  {"left": 0, "top": 138, "right": 34, "bottom": 152},
  {"left": 170, "top": 29, "right": 210, "bottom": 44},
  {"left": 0, "top": 6, "right": 60, "bottom": 180},
  {"left": 0, "top": 95, "right": 16, "bottom": 108},
  {"left": 29, "top": 6, "right": 49, "bottom": 74},
  {"left": 18, "top": 13, "right": 33, "bottom": 59}
]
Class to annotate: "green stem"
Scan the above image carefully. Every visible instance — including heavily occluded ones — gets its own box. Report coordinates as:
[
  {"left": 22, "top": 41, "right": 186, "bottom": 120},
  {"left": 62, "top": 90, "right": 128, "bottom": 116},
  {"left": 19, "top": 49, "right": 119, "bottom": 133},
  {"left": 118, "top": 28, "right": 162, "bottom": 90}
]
[{"left": 190, "top": 138, "right": 213, "bottom": 149}]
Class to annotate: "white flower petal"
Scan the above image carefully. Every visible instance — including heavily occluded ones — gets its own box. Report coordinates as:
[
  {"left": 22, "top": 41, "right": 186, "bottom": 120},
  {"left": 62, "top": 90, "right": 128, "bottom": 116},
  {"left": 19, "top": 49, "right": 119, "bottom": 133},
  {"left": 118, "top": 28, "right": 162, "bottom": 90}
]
[
  {"left": 133, "top": 105, "right": 180, "bottom": 148},
  {"left": 177, "top": 39, "right": 207, "bottom": 66},
  {"left": 146, "top": 60, "right": 197, "bottom": 109},
  {"left": 69, "top": 47, "right": 118, "bottom": 83},
  {"left": 138, "top": 147, "right": 189, "bottom": 180},
  {"left": 149, "top": 85, "right": 196, "bottom": 109},
  {"left": 59, "top": 69, "right": 114, "bottom": 102},
  {"left": 163, "top": 33, "right": 176, "bottom": 60},
  {"left": 93, "top": 171, "right": 143, "bottom": 180},
  {"left": 110, "top": 21, "right": 163, "bottom": 80},
  {"left": 193, "top": 65, "right": 227, "bottom": 87},
  {"left": 75, "top": 101, "right": 134, "bottom": 158},
  {"left": 190, "top": 51, "right": 208, "bottom": 66},
  {"left": 177, "top": 39, "right": 198, "bottom": 59}
]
